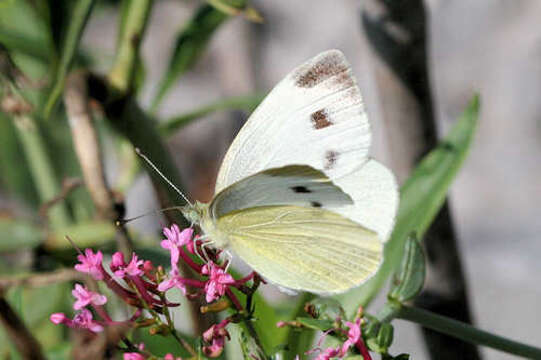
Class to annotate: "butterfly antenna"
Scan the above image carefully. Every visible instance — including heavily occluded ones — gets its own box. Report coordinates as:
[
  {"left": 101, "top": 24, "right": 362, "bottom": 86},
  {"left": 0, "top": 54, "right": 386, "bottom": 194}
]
[
  {"left": 135, "top": 147, "right": 193, "bottom": 207},
  {"left": 115, "top": 206, "right": 184, "bottom": 226}
]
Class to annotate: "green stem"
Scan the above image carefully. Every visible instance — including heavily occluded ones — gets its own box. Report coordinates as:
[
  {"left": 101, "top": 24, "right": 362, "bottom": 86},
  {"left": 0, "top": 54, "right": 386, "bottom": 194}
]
[
  {"left": 108, "top": 0, "right": 153, "bottom": 93},
  {"left": 397, "top": 305, "right": 541, "bottom": 359},
  {"left": 13, "top": 116, "right": 71, "bottom": 229}
]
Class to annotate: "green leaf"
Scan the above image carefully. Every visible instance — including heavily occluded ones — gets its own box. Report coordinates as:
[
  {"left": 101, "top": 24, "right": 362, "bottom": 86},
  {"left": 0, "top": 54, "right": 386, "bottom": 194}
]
[
  {"left": 0, "top": 218, "right": 43, "bottom": 251},
  {"left": 366, "top": 322, "right": 394, "bottom": 353},
  {"left": 0, "top": 112, "right": 39, "bottom": 206},
  {"left": 238, "top": 328, "right": 267, "bottom": 360},
  {"left": 150, "top": 1, "right": 246, "bottom": 111},
  {"left": 388, "top": 234, "right": 425, "bottom": 302},
  {"left": 108, "top": 0, "right": 152, "bottom": 93},
  {"left": 295, "top": 317, "right": 334, "bottom": 332},
  {"left": 0, "top": 26, "right": 50, "bottom": 62},
  {"left": 159, "top": 94, "right": 265, "bottom": 136},
  {"left": 45, "top": 220, "right": 116, "bottom": 250},
  {"left": 304, "top": 297, "right": 346, "bottom": 322},
  {"left": 43, "top": 0, "right": 96, "bottom": 118},
  {"left": 336, "top": 95, "right": 480, "bottom": 314},
  {"left": 133, "top": 328, "right": 196, "bottom": 358}
]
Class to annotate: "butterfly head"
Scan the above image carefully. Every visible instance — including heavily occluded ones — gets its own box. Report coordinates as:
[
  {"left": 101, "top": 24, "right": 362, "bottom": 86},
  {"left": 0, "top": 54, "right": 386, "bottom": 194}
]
[{"left": 180, "top": 200, "right": 207, "bottom": 226}]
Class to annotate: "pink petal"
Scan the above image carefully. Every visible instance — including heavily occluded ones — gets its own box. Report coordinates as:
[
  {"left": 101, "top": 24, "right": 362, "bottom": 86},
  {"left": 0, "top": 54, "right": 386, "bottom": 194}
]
[
  {"left": 50, "top": 313, "right": 66, "bottom": 324},
  {"left": 158, "top": 278, "right": 176, "bottom": 292}
]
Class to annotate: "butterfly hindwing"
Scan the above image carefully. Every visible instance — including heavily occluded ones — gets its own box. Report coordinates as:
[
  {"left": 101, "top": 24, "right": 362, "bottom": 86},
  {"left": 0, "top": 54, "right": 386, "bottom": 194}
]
[
  {"left": 330, "top": 160, "right": 398, "bottom": 241},
  {"left": 216, "top": 205, "right": 382, "bottom": 294}
]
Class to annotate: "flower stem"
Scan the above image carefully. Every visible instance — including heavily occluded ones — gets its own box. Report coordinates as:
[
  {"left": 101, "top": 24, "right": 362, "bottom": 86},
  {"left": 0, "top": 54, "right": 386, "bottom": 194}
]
[{"left": 396, "top": 304, "right": 541, "bottom": 358}]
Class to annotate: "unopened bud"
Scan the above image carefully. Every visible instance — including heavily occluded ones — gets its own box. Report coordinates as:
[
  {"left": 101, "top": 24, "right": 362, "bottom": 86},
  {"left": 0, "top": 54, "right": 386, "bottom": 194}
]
[
  {"left": 149, "top": 324, "right": 170, "bottom": 335},
  {"left": 200, "top": 298, "right": 231, "bottom": 313}
]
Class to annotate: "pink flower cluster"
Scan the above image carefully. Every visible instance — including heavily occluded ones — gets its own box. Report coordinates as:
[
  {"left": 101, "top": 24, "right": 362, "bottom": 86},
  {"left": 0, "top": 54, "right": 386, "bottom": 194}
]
[
  {"left": 51, "top": 223, "right": 261, "bottom": 359},
  {"left": 50, "top": 248, "right": 162, "bottom": 333},
  {"left": 157, "top": 224, "right": 256, "bottom": 308}
]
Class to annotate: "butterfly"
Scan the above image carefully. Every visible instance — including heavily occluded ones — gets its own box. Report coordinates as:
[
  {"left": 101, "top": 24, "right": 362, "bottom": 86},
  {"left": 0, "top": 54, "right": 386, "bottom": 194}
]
[{"left": 168, "top": 50, "right": 398, "bottom": 295}]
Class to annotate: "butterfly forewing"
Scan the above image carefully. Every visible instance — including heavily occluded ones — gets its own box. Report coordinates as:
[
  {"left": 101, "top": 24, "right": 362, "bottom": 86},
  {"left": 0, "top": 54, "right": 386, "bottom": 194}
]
[
  {"left": 210, "top": 165, "right": 353, "bottom": 218},
  {"left": 217, "top": 205, "right": 382, "bottom": 294},
  {"left": 215, "top": 50, "right": 371, "bottom": 192}
]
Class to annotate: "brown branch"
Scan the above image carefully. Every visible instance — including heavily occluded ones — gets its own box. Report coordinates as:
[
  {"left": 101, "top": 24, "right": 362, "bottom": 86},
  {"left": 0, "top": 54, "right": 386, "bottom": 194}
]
[
  {"left": 64, "top": 70, "right": 133, "bottom": 257},
  {"left": 361, "top": 1, "right": 481, "bottom": 359},
  {"left": 0, "top": 269, "right": 86, "bottom": 290},
  {"left": 39, "top": 177, "right": 83, "bottom": 220},
  {"left": 0, "top": 294, "right": 45, "bottom": 360}
]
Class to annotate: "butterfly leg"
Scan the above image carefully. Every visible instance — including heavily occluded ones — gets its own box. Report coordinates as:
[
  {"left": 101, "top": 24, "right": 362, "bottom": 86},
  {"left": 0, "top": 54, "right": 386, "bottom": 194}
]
[
  {"left": 200, "top": 240, "right": 215, "bottom": 263},
  {"left": 223, "top": 250, "right": 233, "bottom": 273},
  {"left": 193, "top": 234, "right": 209, "bottom": 262}
]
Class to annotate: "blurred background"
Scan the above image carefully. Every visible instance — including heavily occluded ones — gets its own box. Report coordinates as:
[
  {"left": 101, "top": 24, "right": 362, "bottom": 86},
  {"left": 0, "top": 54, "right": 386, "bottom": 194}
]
[{"left": 1, "top": 0, "right": 540, "bottom": 359}]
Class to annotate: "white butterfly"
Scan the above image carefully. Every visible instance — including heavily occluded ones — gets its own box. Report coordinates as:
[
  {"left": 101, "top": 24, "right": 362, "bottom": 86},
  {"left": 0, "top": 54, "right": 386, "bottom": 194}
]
[{"left": 176, "top": 50, "right": 399, "bottom": 295}]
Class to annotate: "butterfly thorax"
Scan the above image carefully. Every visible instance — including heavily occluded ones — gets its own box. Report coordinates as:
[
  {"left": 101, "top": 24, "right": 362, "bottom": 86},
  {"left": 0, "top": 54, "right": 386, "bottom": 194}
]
[{"left": 181, "top": 201, "right": 230, "bottom": 250}]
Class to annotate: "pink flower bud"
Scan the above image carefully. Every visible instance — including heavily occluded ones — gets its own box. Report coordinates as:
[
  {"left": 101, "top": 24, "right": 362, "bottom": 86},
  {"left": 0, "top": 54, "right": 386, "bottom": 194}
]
[
  {"left": 50, "top": 313, "right": 67, "bottom": 325},
  {"left": 123, "top": 353, "right": 145, "bottom": 360}
]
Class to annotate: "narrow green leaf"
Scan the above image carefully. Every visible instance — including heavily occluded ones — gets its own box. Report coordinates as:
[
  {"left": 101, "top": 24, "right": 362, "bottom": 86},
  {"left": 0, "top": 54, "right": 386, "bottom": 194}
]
[
  {"left": 336, "top": 95, "right": 480, "bottom": 313},
  {"left": 12, "top": 115, "right": 71, "bottom": 229},
  {"left": 43, "top": 0, "right": 96, "bottom": 118},
  {"left": 388, "top": 234, "right": 425, "bottom": 302},
  {"left": 0, "top": 218, "right": 43, "bottom": 251},
  {"left": 0, "top": 112, "right": 39, "bottom": 205},
  {"left": 45, "top": 220, "right": 116, "bottom": 250},
  {"left": 108, "top": 0, "right": 152, "bottom": 93},
  {"left": 295, "top": 317, "right": 334, "bottom": 332},
  {"left": 159, "top": 94, "right": 265, "bottom": 136},
  {"left": 0, "top": 26, "right": 50, "bottom": 62},
  {"left": 150, "top": 1, "right": 246, "bottom": 112},
  {"left": 238, "top": 328, "right": 267, "bottom": 360}
]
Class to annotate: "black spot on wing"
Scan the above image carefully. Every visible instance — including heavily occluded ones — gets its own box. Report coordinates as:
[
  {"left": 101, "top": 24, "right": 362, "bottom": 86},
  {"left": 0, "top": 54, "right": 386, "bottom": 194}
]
[
  {"left": 310, "top": 201, "right": 322, "bottom": 208},
  {"left": 324, "top": 150, "right": 339, "bottom": 170},
  {"left": 291, "top": 186, "right": 311, "bottom": 193}
]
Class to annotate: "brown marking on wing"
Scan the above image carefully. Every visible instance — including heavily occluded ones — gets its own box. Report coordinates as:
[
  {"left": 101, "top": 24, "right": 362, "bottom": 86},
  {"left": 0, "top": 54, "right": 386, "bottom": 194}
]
[
  {"left": 333, "top": 70, "right": 355, "bottom": 88},
  {"left": 295, "top": 52, "right": 349, "bottom": 88},
  {"left": 324, "top": 150, "right": 339, "bottom": 170},
  {"left": 311, "top": 109, "right": 332, "bottom": 129}
]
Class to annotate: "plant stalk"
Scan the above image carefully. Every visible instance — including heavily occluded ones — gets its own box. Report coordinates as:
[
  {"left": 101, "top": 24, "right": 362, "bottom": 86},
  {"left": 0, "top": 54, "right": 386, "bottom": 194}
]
[
  {"left": 397, "top": 305, "right": 541, "bottom": 359},
  {"left": 108, "top": 0, "right": 152, "bottom": 93}
]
